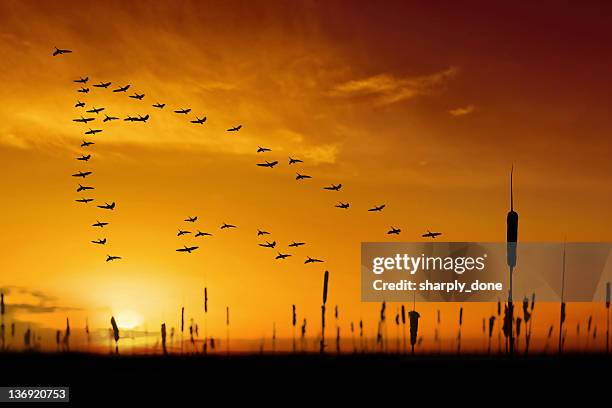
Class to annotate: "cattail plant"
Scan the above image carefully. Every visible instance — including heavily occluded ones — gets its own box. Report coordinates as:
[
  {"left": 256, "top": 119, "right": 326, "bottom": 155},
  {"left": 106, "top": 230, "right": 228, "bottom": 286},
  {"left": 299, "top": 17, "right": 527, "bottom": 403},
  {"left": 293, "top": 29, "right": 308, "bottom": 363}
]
[
  {"left": 515, "top": 317, "right": 522, "bottom": 353},
  {"left": 181, "top": 306, "right": 185, "bottom": 354},
  {"left": 545, "top": 325, "right": 554, "bottom": 353},
  {"left": 226, "top": 306, "right": 230, "bottom": 355},
  {"left": 55, "top": 330, "right": 60, "bottom": 351},
  {"left": 586, "top": 315, "right": 592, "bottom": 350},
  {"left": 63, "top": 318, "right": 70, "bottom": 352},
  {"left": 359, "top": 319, "right": 364, "bottom": 352},
  {"left": 350, "top": 321, "right": 355, "bottom": 353},
  {"left": 488, "top": 316, "right": 495, "bottom": 354},
  {"left": 436, "top": 309, "right": 441, "bottom": 353},
  {"left": 395, "top": 310, "right": 400, "bottom": 353},
  {"left": 320, "top": 270, "right": 329, "bottom": 353},
  {"left": 559, "top": 244, "right": 567, "bottom": 355},
  {"left": 401, "top": 305, "right": 406, "bottom": 354},
  {"left": 457, "top": 306, "right": 463, "bottom": 354},
  {"left": 110, "top": 316, "right": 120, "bottom": 354},
  {"left": 523, "top": 293, "right": 535, "bottom": 356},
  {"left": 377, "top": 301, "right": 386, "bottom": 351},
  {"left": 161, "top": 323, "right": 167, "bottom": 355},
  {"left": 24, "top": 327, "right": 31, "bottom": 349},
  {"left": 300, "top": 318, "right": 307, "bottom": 351},
  {"left": 606, "top": 282, "right": 610, "bottom": 354},
  {"left": 0, "top": 290, "right": 4, "bottom": 350},
  {"left": 408, "top": 307, "right": 420, "bottom": 355},
  {"left": 335, "top": 305, "right": 340, "bottom": 354},
  {"left": 292, "top": 304, "right": 296, "bottom": 353},
  {"left": 497, "top": 300, "right": 502, "bottom": 353}
]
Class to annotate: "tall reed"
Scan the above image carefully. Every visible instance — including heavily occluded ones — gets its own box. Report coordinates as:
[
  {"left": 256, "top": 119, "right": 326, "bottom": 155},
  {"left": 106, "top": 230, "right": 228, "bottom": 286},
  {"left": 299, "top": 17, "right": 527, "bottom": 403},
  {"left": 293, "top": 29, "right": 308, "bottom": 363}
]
[
  {"left": 320, "top": 271, "right": 329, "bottom": 353},
  {"left": 161, "top": 323, "right": 167, "bottom": 355},
  {"left": 606, "top": 282, "right": 610, "bottom": 354},
  {"left": 110, "top": 316, "right": 120, "bottom": 354},
  {"left": 292, "top": 304, "right": 296, "bottom": 352},
  {"left": 488, "top": 316, "right": 495, "bottom": 354},
  {"left": 457, "top": 306, "right": 463, "bottom": 354}
]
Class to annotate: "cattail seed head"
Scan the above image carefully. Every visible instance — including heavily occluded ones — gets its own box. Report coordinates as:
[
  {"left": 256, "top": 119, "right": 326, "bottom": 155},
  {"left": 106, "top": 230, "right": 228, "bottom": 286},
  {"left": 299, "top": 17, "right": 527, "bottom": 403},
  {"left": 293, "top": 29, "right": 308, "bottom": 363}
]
[
  {"left": 0, "top": 291, "right": 4, "bottom": 316},
  {"left": 322, "top": 271, "right": 329, "bottom": 305},
  {"left": 606, "top": 282, "right": 610, "bottom": 309},
  {"left": 459, "top": 307, "right": 463, "bottom": 326},
  {"left": 292, "top": 304, "right": 296, "bottom": 327},
  {"left": 110, "top": 316, "right": 120, "bottom": 342},
  {"left": 181, "top": 307, "right": 184, "bottom": 332},
  {"left": 488, "top": 316, "right": 495, "bottom": 338},
  {"left": 401, "top": 305, "right": 406, "bottom": 325}
]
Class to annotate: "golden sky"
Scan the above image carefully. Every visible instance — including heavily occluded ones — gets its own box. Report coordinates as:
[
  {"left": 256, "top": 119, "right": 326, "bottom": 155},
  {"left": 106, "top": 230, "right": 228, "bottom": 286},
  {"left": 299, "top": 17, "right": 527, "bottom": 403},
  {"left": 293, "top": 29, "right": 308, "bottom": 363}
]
[{"left": 1, "top": 0, "right": 611, "bottom": 351}]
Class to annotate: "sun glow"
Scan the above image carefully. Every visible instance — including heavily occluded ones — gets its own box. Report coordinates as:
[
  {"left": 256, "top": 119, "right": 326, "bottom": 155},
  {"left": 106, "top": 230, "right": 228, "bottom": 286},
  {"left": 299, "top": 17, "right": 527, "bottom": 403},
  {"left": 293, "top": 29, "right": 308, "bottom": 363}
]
[{"left": 114, "top": 310, "right": 144, "bottom": 330}]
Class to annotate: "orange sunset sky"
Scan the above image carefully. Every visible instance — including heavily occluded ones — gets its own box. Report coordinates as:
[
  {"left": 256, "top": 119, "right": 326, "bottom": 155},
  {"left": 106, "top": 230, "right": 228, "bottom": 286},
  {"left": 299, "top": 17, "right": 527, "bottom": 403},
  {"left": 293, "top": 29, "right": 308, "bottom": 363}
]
[{"left": 1, "top": 0, "right": 611, "bottom": 351}]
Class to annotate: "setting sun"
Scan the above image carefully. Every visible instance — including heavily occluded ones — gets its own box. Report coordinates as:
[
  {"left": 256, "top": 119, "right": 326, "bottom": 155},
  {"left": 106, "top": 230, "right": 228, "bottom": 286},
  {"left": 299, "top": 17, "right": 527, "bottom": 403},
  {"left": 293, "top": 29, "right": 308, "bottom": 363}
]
[{"left": 114, "top": 310, "right": 144, "bottom": 330}]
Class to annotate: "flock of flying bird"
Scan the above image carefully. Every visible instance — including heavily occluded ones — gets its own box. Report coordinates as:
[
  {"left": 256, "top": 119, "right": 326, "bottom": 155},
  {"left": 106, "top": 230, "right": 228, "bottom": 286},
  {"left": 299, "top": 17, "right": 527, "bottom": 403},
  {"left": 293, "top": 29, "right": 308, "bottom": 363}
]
[{"left": 57, "top": 46, "right": 442, "bottom": 264}]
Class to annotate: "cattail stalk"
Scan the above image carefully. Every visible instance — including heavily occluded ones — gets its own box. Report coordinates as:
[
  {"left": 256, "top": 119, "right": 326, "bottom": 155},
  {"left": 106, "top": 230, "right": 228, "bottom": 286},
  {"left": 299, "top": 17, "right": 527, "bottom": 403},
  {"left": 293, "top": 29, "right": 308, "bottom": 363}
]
[
  {"left": 457, "top": 306, "right": 463, "bottom": 354},
  {"left": 606, "top": 282, "right": 610, "bottom": 354},
  {"left": 320, "top": 271, "right": 329, "bottom": 353},
  {"left": 161, "top": 323, "right": 167, "bottom": 355},
  {"left": 110, "top": 316, "right": 120, "bottom": 354},
  {"left": 292, "top": 304, "right": 296, "bottom": 353},
  {"left": 226, "top": 306, "right": 230, "bottom": 356}
]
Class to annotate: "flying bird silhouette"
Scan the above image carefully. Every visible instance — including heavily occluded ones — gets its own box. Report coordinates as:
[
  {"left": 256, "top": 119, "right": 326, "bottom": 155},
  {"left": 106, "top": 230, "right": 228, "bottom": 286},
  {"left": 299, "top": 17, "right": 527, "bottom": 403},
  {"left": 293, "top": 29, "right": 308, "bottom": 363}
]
[
  {"left": 77, "top": 154, "right": 91, "bottom": 161},
  {"left": 335, "top": 202, "right": 350, "bottom": 209},
  {"left": 304, "top": 256, "right": 323, "bottom": 264},
  {"left": 257, "top": 146, "right": 271, "bottom": 153},
  {"left": 86, "top": 107, "right": 104, "bottom": 114},
  {"left": 256, "top": 160, "right": 278, "bottom": 168},
  {"left": 184, "top": 216, "right": 198, "bottom": 222},
  {"left": 113, "top": 84, "right": 130, "bottom": 92},
  {"left": 97, "top": 202, "right": 116, "bottom": 210},
  {"left": 72, "top": 116, "right": 95, "bottom": 123},
  {"left": 72, "top": 171, "right": 92, "bottom": 178},
  {"left": 106, "top": 255, "right": 121, "bottom": 262},
  {"left": 288, "top": 241, "right": 305, "bottom": 247},
  {"left": 77, "top": 184, "right": 94, "bottom": 192},
  {"left": 53, "top": 47, "right": 72, "bottom": 56},
  {"left": 195, "top": 231, "right": 212, "bottom": 237},
  {"left": 92, "top": 238, "right": 106, "bottom": 245},
  {"left": 103, "top": 115, "right": 119, "bottom": 122},
  {"left": 153, "top": 103, "right": 165, "bottom": 109},
  {"left": 177, "top": 230, "right": 192, "bottom": 236},
  {"left": 93, "top": 81, "right": 111, "bottom": 88},
  {"left": 78, "top": 87, "right": 89, "bottom": 94},
  {"left": 75, "top": 101, "right": 85, "bottom": 108},
  {"left": 276, "top": 252, "right": 291, "bottom": 260},
  {"left": 81, "top": 141, "right": 94, "bottom": 147},
  {"left": 387, "top": 227, "right": 401, "bottom": 235},
  {"left": 92, "top": 221, "right": 108, "bottom": 228},
  {"left": 174, "top": 108, "right": 191, "bottom": 114},
  {"left": 73, "top": 77, "right": 88, "bottom": 84},
  {"left": 85, "top": 129, "right": 102, "bottom": 135},
  {"left": 257, "top": 229, "right": 270, "bottom": 236},
  {"left": 422, "top": 230, "right": 442, "bottom": 239},
  {"left": 177, "top": 246, "right": 199, "bottom": 253},
  {"left": 259, "top": 241, "right": 276, "bottom": 248},
  {"left": 221, "top": 223, "right": 237, "bottom": 229},
  {"left": 130, "top": 93, "right": 145, "bottom": 100},
  {"left": 324, "top": 184, "right": 342, "bottom": 191},
  {"left": 75, "top": 198, "right": 94, "bottom": 203},
  {"left": 288, "top": 157, "right": 303, "bottom": 165},
  {"left": 191, "top": 117, "right": 207, "bottom": 124},
  {"left": 296, "top": 173, "right": 312, "bottom": 180},
  {"left": 227, "top": 125, "right": 242, "bottom": 132},
  {"left": 368, "top": 204, "right": 386, "bottom": 212}
]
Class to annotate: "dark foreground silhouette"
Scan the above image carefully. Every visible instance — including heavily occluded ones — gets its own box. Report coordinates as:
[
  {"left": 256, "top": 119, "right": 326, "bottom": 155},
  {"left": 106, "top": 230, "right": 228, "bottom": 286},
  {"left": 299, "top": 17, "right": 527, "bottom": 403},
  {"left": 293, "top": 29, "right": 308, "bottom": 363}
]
[{"left": 1, "top": 352, "right": 610, "bottom": 403}]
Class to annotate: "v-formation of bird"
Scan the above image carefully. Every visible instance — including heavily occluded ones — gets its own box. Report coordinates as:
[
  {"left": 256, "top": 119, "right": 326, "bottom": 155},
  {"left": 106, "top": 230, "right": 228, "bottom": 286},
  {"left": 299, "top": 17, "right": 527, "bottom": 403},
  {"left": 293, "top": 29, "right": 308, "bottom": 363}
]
[{"left": 57, "top": 46, "right": 441, "bottom": 263}]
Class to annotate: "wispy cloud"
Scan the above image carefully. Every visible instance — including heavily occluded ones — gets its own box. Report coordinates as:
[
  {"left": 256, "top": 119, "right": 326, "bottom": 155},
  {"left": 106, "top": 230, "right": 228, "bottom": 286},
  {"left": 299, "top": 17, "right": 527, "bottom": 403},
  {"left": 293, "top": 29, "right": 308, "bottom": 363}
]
[
  {"left": 0, "top": 133, "right": 31, "bottom": 149},
  {"left": 0, "top": 286, "right": 81, "bottom": 314},
  {"left": 330, "top": 67, "right": 458, "bottom": 105},
  {"left": 449, "top": 104, "right": 476, "bottom": 117}
]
